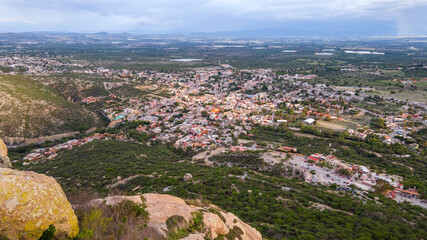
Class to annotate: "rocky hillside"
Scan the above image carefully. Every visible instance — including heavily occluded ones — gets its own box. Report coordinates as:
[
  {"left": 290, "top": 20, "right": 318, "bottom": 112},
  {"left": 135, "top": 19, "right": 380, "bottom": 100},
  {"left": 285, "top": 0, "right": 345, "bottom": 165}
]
[
  {"left": 19, "top": 140, "right": 427, "bottom": 239},
  {"left": 0, "top": 170, "right": 261, "bottom": 240},
  {"left": 83, "top": 194, "right": 262, "bottom": 240},
  {"left": 1, "top": 138, "right": 260, "bottom": 240},
  {"left": 0, "top": 75, "right": 98, "bottom": 141}
]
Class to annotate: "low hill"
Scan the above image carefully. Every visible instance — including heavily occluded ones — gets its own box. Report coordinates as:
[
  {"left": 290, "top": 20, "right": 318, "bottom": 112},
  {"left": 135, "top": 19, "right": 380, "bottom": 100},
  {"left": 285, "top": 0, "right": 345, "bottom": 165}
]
[{"left": 0, "top": 75, "right": 98, "bottom": 140}]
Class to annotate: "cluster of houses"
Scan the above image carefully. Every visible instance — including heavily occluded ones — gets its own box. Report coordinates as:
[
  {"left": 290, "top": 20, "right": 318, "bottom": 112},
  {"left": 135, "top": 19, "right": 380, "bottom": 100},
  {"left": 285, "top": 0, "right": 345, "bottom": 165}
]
[
  {"left": 82, "top": 96, "right": 100, "bottom": 104},
  {"left": 23, "top": 133, "right": 127, "bottom": 164},
  {"left": 347, "top": 112, "right": 425, "bottom": 147},
  {"left": 105, "top": 68, "right": 355, "bottom": 148},
  {"left": 385, "top": 185, "right": 420, "bottom": 199},
  {"left": 278, "top": 74, "right": 317, "bottom": 80},
  {"left": 347, "top": 129, "right": 374, "bottom": 140},
  {"left": 71, "top": 65, "right": 426, "bottom": 157},
  {"left": 174, "top": 125, "right": 223, "bottom": 148},
  {"left": 0, "top": 55, "right": 80, "bottom": 75},
  {"left": 284, "top": 149, "right": 422, "bottom": 203}
]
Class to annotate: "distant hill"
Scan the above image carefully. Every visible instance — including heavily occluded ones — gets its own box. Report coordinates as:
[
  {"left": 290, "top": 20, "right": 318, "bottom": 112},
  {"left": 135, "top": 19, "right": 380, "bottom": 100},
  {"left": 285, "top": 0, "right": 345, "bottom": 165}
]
[
  {"left": 0, "top": 75, "right": 98, "bottom": 140},
  {"left": 186, "top": 28, "right": 324, "bottom": 38}
]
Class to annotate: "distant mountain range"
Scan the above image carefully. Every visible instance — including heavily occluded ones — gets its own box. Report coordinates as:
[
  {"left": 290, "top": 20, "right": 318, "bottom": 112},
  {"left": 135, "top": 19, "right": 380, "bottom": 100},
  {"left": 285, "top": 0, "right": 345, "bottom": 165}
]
[
  {"left": 186, "top": 28, "right": 347, "bottom": 38},
  {"left": 0, "top": 30, "right": 426, "bottom": 43}
]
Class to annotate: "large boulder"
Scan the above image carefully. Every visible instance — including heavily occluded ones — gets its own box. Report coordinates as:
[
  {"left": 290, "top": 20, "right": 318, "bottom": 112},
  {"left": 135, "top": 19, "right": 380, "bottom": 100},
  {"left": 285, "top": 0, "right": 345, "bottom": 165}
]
[
  {"left": 0, "top": 138, "right": 11, "bottom": 168},
  {"left": 90, "top": 193, "right": 262, "bottom": 240},
  {"left": 183, "top": 173, "right": 193, "bottom": 182},
  {"left": 0, "top": 168, "right": 79, "bottom": 240}
]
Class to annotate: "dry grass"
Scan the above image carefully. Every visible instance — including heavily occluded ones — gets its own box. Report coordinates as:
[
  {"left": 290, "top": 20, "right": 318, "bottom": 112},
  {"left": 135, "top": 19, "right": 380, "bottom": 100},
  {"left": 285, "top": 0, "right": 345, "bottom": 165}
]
[
  {"left": 366, "top": 90, "right": 427, "bottom": 103},
  {"left": 316, "top": 120, "right": 360, "bottom": 132}
]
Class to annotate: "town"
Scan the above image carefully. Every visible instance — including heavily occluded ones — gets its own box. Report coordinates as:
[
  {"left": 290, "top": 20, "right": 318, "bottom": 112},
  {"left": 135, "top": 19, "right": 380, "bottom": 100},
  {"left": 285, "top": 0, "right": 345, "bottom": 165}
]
[{"left": 12, "top": 60, "right": 426, "bottom": 208}]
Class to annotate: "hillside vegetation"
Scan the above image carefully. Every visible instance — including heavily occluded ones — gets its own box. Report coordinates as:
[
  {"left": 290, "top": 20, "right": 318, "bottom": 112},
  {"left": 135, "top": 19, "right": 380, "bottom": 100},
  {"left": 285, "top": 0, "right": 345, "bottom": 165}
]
[
  {"left": 19, "top": 140, "right": 427, "bottom": 240},
  {"left": 0, "top": 75, "right": 98, "bottom": 139}
]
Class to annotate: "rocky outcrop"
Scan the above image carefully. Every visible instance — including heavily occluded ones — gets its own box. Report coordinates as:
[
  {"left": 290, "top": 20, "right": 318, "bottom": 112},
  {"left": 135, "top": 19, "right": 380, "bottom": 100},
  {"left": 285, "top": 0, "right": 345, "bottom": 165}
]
[
  {"left": 0, "top": 168, "right": 79, "bottom": 240},
  {"left": 88, "top": 195, "right": 143, "bottom": 207},
  {"left": 90, "top": 193, "right": 262, "bottom": 240},
  {"left": 0, "top": 138, "right": 11, "bottom": 168}
]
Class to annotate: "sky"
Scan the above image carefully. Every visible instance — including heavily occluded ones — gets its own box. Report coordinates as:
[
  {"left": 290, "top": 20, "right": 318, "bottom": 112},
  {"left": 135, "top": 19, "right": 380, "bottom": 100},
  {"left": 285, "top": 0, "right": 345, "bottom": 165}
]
[{"left": 0, "top": 0, "right": 426, "bottom": 36}]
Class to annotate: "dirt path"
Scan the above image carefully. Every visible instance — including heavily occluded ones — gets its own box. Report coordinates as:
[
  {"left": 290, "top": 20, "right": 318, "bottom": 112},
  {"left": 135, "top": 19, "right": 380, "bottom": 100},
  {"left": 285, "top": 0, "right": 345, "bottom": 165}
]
[
  {"left": 106, "top": 174, "right": 143, "bottom": 189},
  {"left": 365, "top": 149, "right": 382, "bottom": 157},
  {"left": 293, "top": 132, "right": 324, "bottom": 139},
  {"left": 192, "top": 147, "right": 226, "bottom": 165},
  {"left": 237, "top": 139, "right": 254, "bottom": 144},
  {"left": 310, "top": 202, "right": 354, "bottom": 215}
]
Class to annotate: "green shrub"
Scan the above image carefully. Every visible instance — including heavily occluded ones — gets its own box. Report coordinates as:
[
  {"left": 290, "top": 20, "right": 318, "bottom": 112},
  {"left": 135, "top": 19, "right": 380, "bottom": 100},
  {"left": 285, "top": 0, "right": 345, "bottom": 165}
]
[
  {"left": 166, "top": 211, "right": 204, "bottom": 239},
  {"left": 225, "top": 226, "right": 243, "bottom": 240},
  {"left": 166, "top": 215, "right": 189, "bottom": 239},
  {"left": 337, "top": 168, "right": 351, "bottom": 177},
  {"left": 209, "top": 208, "right": 226, "bottom": 223},
  {"left": 77, "top": 209, "right": 111, "bottom": 240},
  {"left": 189, "top": 211, "right": 204, "bottom": 232},
  {"left": 39, "top": 225, "right": 55, "bottom": 240},
  {"left": 76, "top": 199, "right": 149, "bottom": 240}
]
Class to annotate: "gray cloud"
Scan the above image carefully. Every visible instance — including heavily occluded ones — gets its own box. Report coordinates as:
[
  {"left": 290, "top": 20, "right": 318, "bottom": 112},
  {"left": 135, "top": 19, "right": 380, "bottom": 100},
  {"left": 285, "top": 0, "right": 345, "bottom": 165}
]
[{"left": 0, "top": 0, "right": 425, "bottom": 35}]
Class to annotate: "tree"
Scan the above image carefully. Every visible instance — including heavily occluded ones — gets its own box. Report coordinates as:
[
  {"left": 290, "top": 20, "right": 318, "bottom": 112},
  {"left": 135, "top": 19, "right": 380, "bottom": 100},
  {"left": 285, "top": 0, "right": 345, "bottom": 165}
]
[
  {"left": 201, "top": 111, "right": 208, "bottom": 118},
  {"left": 373, "top": 180, "right": 393, "bottom": 194},
  {"left": 272, "top": 164, "right": 283, "bottom": 176},
  {"left": 370, "top": 118, "right": 386, "bottom": 129},
  {"left": 337, "top": 168, "right": 351, "bottom": 177}
]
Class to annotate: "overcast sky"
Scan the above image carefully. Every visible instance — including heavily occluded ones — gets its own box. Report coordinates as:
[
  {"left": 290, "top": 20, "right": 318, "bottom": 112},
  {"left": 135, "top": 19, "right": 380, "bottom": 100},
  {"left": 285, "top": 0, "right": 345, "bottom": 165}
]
[{"left": 0, "top": 0, "right": 426, "bottom": 36}]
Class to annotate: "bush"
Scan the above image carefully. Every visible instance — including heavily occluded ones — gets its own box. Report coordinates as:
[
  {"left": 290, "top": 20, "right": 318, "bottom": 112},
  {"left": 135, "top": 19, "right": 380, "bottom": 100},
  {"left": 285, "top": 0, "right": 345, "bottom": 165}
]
[
  {"left": 189, "top": 211, "right": 204, "bottom": 232},
  {"left": 39, "top": 225, "right": 55, "bottom": 240},
  {"left": 76, "top": 199, "right": 149, "bottom": 240},
  {"left": 166, "top": 215, "right": 189, "bottom": 239},
  {"left": 337, "top": 168, "right": 351, "bottom": 177},
  {"left": 225, "top": 226, "right": 244, "bottom": 240},
  {"left": 77, "top": 209, "right": 111, "bottom": 240},
  {"left": 166, "top": 211, "right": 204, "bottom": 239}
]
